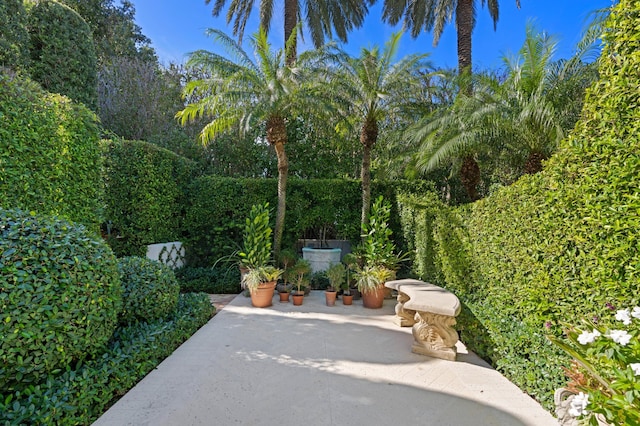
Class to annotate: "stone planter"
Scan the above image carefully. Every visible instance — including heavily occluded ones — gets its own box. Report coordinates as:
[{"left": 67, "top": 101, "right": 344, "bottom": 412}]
[
  {"left": 302, "top": 247, "right": 341, "bottom": 274},
  {"left": 146, "top": 241, "right": 185, "bottom": 269}
]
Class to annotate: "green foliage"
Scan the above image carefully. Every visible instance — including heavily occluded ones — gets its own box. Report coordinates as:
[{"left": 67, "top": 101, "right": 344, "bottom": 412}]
[
  {"left": 117, "top": 257, "right": 180, "bottom": 324},
  {"left": 359, "top": 196, "right": 402, "bottom": 270},
  {"left": 0, "top": 72, "right": 103, "bottom": 231},
  {"left": 396, "top": 192, "right": 445, "bottom": 282},
  {"left": 26, "top": 0, "right": 98, "bottom": 109},
  {"left": 431, "top": 0, "right": 640, "bottom": 411},
  {"left": 0, "top": 209, "right": 122, "bottom": 393},
  {"left": 0, "top": 0, "right": 29, "bottom": 71},
  {"left": 239, "top": 203, "right": 273, "bottom": 269},
  {"left": 325, "top": 262, "right": 345, "bottom": 291},
  {"left": 184, "top": 177, "right": 427, "bottom": 267},
  {"left": 174, "top": 266, "right": 241, "bottom": 294},
  {"left": 102, "top": 139, "right": 199, "bottom": 257},
  {"left": 0, "top": 292, "right": 213, "bottom": 425}
]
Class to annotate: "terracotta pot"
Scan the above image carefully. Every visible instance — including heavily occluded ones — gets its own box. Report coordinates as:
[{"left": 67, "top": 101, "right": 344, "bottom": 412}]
[
  {"left": 250, "top": 281, "right": 276, "bottom": 308},
  {"left": 278, "top": 291, "right": 290, "bottom": 303},
  {"left": 361, "top": 284, "right": 385, "bottom": 309},
  {"left": 292, "top": 292, "right": 304, "bottom": 306},
  {"left": 342, "top": 294, "right": 353, "bottom": 305},
  {"left": 325, "top": 290, "right": 337, "bottom": 306}
]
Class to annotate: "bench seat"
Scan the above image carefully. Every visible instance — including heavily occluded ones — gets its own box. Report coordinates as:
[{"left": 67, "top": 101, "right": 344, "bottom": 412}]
[{"left": 385, "top": 279, "right": 461, "bottom": 361}]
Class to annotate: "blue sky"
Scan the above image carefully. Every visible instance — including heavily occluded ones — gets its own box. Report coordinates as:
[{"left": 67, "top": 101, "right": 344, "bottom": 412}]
[{"left": 131, "top": 0, "right": 613, "bottom": 71}]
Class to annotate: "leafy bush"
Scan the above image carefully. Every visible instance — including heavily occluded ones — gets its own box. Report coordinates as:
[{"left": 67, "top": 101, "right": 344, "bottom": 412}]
[
  {"left": 0, "top": 293, "right": 214, "bottom": 425},
  {"left": 26, "top": 0, "right": 97, "bottom": 109},
  {"left": 117, "top": 257, "right": 180, "bottom": 324},
  {"left": 174, "top": 266, "right": 241, "bottom": 294},
  {"left": 433, "top": 0, "right": 640, "bottom": 411},
  {"left": 102, "top": 139, "right": 199, "bottom": 257},
  {"left": 0, "top": 72, "right": 103, "bottom": 231},
  {"left": 0, "top": 209, "right": 122, "bottom": 393},
  {"left": 0, "top": 0, "right": 29, "bottom": 71}
]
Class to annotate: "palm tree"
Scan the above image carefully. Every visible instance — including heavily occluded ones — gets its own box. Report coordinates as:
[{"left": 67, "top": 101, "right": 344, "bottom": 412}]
[
  {"left": 176, "top": 27, "right": 326, "bottom": 256},
  {"left": 323, "top": 32, "right": 431, "bottom": 225},
  {"left": 382, "top": 0, "right": 521, "bottom": 76},
  {"left": 206, "top": 0, "right": 375, "bottom": 64},
  {"left": 409, "top": 22, "right": 599, "bottom": 196}
]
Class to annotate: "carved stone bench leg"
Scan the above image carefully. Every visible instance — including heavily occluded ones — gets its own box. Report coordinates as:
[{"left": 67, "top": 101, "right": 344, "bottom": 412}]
[
  {"left": 394, "top": 291, "right": 417, "bottom": 327},
  {"left": 411, "top": 311, "right": 458, "bottom": 361}
]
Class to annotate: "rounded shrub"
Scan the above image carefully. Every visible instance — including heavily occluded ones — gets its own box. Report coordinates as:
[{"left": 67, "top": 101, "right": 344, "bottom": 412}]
[
  {"left": 26, "top": 0, "right": 97, "bottom": 109},
  {"left": 0, "top": 209, "right": 122, "bottom": 392},
  {"left": 117, "top": 257, "right": 180, "bottom": 324}
]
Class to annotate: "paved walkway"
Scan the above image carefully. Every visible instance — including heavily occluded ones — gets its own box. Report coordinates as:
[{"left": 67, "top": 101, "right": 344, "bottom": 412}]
[{"left": 94, "top": 291, "right": 558, "bottom": 426}]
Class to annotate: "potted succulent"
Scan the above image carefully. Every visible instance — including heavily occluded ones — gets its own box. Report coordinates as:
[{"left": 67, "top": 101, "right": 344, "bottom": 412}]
[
  {"left": 325, "top": 262, "right": 345, "bottom": 306},
  {"left": 354, "top": 264, "right": 394, "bottom": 309},
  {"left": 239, "top": 203, "right": 282, "bottom": 308},
  {"left": 290, "top": 259, "right": 311, "bottom": 306}
]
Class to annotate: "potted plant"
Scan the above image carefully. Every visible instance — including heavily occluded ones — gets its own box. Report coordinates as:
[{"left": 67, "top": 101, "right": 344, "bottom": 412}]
[
  {"left": 325, "top": 262, "right": 344, "bottom": 306},
  {"left": 342, "top": 252, "right": 359, "bottom": 302},
  {"left": 290, "top": 259, "right": 311, "bottom": 306},
  {"left": 277, "top": 248, "right": 297, "bottom": 302},
  {"left": 354, "top": 196, "right": 403, "bottom": 308},
  {"left": 239, "top": 203, "right": 281, "bottom": 308}
]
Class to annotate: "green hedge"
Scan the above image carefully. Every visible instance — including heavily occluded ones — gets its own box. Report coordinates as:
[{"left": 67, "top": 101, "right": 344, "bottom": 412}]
[
  {"left": 0, "top": 293, "right": 214, "bottom": 425},
  {"left": 184, "top": 177, "right": 431, "bottom": 267},
  {"left": 26, "top": 0, "right": 97, "bottom": 109},
  {"left": 432, "top": 0, "right": 640, "bottom": 411},
  {"left": 0, "top": 0, "right": 29, "bottom": 71},
  {"left": 174, "top": 266, "right": 242, "bottom": 294},
  {"left": 0, "top": 209, "right": 122, "bottom": 394},
  {"left": 0, "top": 72, "right": 103, "bottom": 231},
  {"left": 102, "top": 139, "right": 199, "bottom": 257},
  {"left": 117, "top": 257, "right": 180, "bottom": 324}
]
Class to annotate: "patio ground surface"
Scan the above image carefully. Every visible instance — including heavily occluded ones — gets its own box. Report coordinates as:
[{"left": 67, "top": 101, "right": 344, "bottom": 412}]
[{"left": 93, "top": 290, "right": 558, "bottom": 426}]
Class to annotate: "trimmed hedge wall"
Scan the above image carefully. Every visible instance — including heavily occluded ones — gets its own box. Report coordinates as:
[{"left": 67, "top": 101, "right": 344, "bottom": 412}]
[
  {"left": 0, "top": 209, "right": 122, "bottom": 394},
  {"left": 184, "top": 177, "right": 432, "bottom": 267},
  {"left": 102, "top": 139, "right": 199, "bottom": 257},
  {"left": 0, "top": 293, "right": 214, "bottom": 425},
  {"left": 26, "top": 0, "right": 98, "bottom": 109},
  {"left": 0, "top": 72, "right": 103, "bottom": 231},
  {"left": 432, "top": 0, "right": 640, "bottom": 411}
]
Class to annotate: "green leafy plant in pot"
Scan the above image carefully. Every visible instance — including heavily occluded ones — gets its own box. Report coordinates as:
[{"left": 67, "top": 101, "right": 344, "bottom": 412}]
[
  {"left": 325, "top": 262, "right": 345, "bottom": 306},
  {"left": 289, "top": 259, "right": 311, "bottom": 306},
  {"left": 239, "top": 203, "right": 282, "bottom": 307},
  {"left": 354, "top": 196, "right": 403, "bottom": 308}
]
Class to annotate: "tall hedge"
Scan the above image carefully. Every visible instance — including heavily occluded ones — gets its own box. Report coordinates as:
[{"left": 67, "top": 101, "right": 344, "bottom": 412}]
[
  {"left": 0, "top": 71, "right": 103, "bottom": 231},
  {"left": 434, "top": 0, "right": 640, "bottom": 410},
  {"left": 102, "top": 139, "right": 199, "bottom": 257},
  {"left": 26, "top": 0, "right": 98, "bottom": 109},
  {"left": 0, "top": 0, "right": 30, "bottom": 71},
  {"left": 185, "top": 176, "right": 431, "bottom": 267}
]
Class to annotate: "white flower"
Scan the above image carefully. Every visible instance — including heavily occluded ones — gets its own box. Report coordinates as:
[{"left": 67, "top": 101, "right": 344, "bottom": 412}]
[
  {"left": 632, "top": 307, "right": 640, "bottom": 319},
  {"left": 609, "top": 329, "right": 632, "bottom": 346},
  {"left": 630, "top": 363, "right": 640, "bottom": 376},
  {"left": 568, "top": 392, "right": 590, "bottom": 417},
  {"left": 616, "top": 309, "right": 632, "bottom": 325},
  {"left": 577, "top": 330, "right": 601, "bottom": 345}
]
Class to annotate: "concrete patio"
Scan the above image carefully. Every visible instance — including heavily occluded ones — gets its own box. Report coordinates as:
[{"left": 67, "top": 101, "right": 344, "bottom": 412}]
[{"left": 93, "top": 291, "right": 558, "bottom": 426}]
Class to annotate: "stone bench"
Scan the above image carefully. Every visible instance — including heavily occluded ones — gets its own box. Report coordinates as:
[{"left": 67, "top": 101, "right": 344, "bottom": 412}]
[{"left": 385, "top": 279, "right": 461, "bottom": 361}]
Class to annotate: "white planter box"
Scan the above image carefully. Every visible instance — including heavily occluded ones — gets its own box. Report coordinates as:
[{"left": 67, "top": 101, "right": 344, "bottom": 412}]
[
  {"left": 146, "top": 241, "right": 185, "bottom": 269},
  {"left": 302, "top": 247, "right": 342, "bottom": 273}
]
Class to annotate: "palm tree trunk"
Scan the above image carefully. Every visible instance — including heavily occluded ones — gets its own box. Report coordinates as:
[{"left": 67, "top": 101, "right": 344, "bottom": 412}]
[
  {"left": 267, "top": 115, "right": 288, "bottom": 259},
  {"left": 524, "top": 151, "right": 545, "bottom": 175},
  {"left": 284, "top": 0, "right": 298, "bottom": 65},
  {"left": 456, "top": 0, "right": 473, "bottom": 79},
  {"left": 460, "top": 155, "right": 480, "bottom": 201},
  {"left": 360, "top": 116, "right": 378, "bottom": 227}
]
